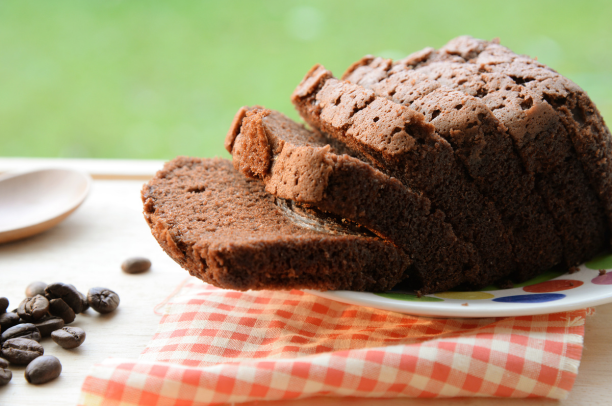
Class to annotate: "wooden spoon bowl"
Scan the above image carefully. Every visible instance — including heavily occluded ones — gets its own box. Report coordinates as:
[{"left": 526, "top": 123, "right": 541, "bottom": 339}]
[{"left": 0, "top": 168, "right": 91, "bottom": 244}]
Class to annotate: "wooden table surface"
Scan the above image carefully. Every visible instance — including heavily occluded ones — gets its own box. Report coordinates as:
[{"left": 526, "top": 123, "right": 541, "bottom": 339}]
[{"left": 0, "top": 158, "right": 610, "bottom": 406}]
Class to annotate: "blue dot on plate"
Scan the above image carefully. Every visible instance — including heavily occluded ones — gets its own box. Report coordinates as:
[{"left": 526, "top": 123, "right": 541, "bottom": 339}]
[{"left": 492, "top": 293, "right": 565, "bottom": 303}]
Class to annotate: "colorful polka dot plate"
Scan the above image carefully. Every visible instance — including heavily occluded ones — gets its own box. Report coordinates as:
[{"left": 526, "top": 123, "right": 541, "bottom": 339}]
[{"left": 306, "top": 252, "right": 612, "bottom": 318}]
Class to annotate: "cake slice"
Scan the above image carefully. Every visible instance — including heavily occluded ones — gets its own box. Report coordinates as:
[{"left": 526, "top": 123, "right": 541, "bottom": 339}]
[
  {"left": 291, "top": 65, "right": 514, "bottom": 289},
  {"left": 142, "top": 157, "right": 410, "bottom": 292},
  {"left": 342, "top": 57, "right": 564, "bottom": 282},
  {"left": 226, "top": 106, "right": 475, "bottom": 294}
]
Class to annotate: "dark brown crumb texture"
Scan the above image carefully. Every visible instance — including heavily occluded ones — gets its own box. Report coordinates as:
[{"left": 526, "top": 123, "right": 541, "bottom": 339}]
[
  {"left": 291, "top": 65, "right": 515, "bottom": 289},
  {"left": 142, "top": 157, "right": 411, "bottom": 292},
  {"left": 227, "top": 106, "right": 475, "bottom": 293}
]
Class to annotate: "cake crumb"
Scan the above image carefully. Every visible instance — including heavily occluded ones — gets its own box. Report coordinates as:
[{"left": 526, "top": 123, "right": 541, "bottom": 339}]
[
  {"left": 416, "top": 290, "right": 423, "bottom": 298},
  {"left": 599, "top": 269, "right": 607, "bottom": 276},
  {"left": 568, "top": 266, "right": 579, "bottom": 274},
  {"left": 569, "top": 282, "right": 574, "bottom": 286},
  {"left": 461, "top": 303, "right": 469, "bottom": 307}
]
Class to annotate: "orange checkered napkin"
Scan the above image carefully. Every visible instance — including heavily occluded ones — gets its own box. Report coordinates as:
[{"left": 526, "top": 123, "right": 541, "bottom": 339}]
[{"left": 79, "top": 279, "right": 589, "bottom": 405}]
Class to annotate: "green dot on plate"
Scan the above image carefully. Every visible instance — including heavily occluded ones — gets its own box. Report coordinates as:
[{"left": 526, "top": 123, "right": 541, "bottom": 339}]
[
  {"left": 586, "top": 251, "right": 612, "bottom": 270},
  {"left": 374, "top": 293, "right": 444, "bottom": 302}
]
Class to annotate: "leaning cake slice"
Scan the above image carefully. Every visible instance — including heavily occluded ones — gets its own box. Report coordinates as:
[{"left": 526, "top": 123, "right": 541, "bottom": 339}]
[
  {"left": 142, "top": 157, "right": 410, "bottom": 292},
  {"left": 226, "top": 106, "right": 475, "bottom": 294}
]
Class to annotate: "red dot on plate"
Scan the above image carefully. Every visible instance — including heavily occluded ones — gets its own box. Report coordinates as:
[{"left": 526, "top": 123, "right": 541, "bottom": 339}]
[{"left": 523, "top": 279, "right": 583, "bottom": 293}]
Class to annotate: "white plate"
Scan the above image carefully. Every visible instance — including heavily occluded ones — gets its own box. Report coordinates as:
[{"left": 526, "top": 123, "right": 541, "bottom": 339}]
[{"left": 307, "top": 253, "right": 612, "bottom": 318}]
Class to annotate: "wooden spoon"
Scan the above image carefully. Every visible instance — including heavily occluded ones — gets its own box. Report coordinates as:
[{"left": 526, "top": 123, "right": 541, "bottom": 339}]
[{"left": 0, "top": 168, "right": 91, "bottom": 244}]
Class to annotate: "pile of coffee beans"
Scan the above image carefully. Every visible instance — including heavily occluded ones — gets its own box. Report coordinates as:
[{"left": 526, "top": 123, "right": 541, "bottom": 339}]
[{"left": 0, "top": 282, "right": 120, "bottom": 386}]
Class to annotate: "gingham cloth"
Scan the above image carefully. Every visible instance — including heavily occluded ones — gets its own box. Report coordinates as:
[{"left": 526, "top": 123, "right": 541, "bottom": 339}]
[{"left": 79, "top": 279, "right": 590, "bottom": 405}]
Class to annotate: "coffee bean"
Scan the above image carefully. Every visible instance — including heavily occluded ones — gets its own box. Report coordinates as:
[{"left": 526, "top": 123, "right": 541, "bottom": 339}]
[
  {"left": 26, "top": 281, "right": 47, "bottom": 298},
  {"left": 122, "top": 257, "right": 151, "bottom": 274},
  {"left": 77, "top": 290, "right": 89, "bottom": 312},
  {"left": 0, "top": 312, "right": 20, "bottom": 332},
  {"left": 67, "top": 284, "right": 90, "bottom": 313},
  {"left": 0, "top": 297, "right": 8, "bottom": 314},
  {"left": 17, "top": 295, "right": 50, "bottom": 322},
  {"left": 34, "top": 316, "right": 65, "bottom": 337},
  {"left": 0, "top": 358, "right": 7, "bottom": 369},
  {"left": 48, "top": 299, "right": 75, "bottom": 324},
  {"left": 45, "top": 282, "right": 83, "bottom": 314},
  {"left": 1, "top": 323, "right": 41, "bottom": 344},
  {"left": 25, "top": 355, "right": 61, "bottom": 384},
  {"left": 0, "top": 366, "right": 11, "bottom": 386},
  {"left": 1, "top": 338, "right": 44, "bottom": 365},
  {"left": 87, "top": 287, "right": 120, "bottom": 314},
  {"left": 51, "top": 326, "right": 86, "bottom": 349}
]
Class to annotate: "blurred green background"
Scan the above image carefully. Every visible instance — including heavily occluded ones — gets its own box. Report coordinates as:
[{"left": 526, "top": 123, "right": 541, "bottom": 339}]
[{"left": 1, "top": 0, "right": 611, "bottom": 160}]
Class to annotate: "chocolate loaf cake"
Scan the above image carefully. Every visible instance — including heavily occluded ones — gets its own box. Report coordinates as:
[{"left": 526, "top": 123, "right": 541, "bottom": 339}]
[
  {"left": 142, "top": 157, "right": 410, "bottom": 292},
  {"left": 291, "top": 65, "right": 515, "bottom": 289},
  {"left": 226, "top": 106, "right": 475, "bottom": 293},
  {"left": 144, "top": 36, "right": 611, "bottom": 295},
  {"left": 342, "top": 57, "right": 564, "bottom": 282}
]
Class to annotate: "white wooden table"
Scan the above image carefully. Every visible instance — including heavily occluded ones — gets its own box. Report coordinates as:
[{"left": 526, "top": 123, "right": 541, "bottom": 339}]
[{"left": 0, "top": 158, "right": 610, "bottom": 406}]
